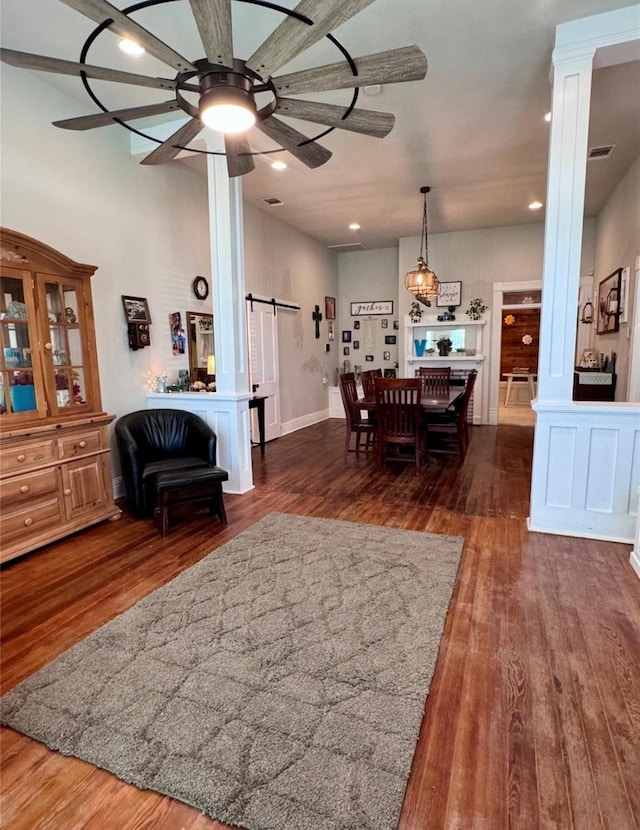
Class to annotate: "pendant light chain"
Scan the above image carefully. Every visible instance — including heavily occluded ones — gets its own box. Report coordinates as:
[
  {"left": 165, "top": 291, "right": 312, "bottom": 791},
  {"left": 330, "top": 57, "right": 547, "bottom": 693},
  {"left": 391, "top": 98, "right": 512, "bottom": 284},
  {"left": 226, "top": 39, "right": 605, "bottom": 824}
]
[{"left": 404, "top": 185, "right": 440, "bottom": 307}]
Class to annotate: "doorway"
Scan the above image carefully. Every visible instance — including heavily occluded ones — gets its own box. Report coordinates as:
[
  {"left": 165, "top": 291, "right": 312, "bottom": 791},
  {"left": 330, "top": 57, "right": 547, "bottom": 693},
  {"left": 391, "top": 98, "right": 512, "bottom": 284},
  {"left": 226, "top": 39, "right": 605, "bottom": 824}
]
[
  {"left": 489, "top": 281, "right": 542, "bottom": 425},
  {"left": 246, "top": 300, "right": 282, "bottom": 445}
]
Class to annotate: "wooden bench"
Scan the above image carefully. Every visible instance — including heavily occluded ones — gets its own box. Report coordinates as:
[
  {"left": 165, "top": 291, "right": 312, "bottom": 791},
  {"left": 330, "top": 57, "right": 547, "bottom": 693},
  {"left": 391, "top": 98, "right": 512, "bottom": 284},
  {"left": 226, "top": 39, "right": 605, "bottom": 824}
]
[{"left": 150, "top": 466, "right": 229, "bottom": 536}]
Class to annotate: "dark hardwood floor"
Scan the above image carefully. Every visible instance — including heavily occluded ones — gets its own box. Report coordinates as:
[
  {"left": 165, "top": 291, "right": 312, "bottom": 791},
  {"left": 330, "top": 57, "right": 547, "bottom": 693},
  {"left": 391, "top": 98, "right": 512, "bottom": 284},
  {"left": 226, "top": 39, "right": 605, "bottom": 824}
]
[{"left": 1, "top": 421, "right": 638, "bottom": 829}]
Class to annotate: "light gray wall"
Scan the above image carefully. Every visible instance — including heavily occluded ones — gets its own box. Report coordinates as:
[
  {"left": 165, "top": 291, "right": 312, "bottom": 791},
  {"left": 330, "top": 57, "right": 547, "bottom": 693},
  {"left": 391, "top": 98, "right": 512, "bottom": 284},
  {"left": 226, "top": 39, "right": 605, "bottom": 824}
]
[
  {"left": 1, "top": 65, "right": 211, "bottom": 431},
  {"left": 1, "top": 66, "right": 339, "bottom": 441},
  {"left": 593, "top": 154, "right": 640, "bottom": 401},
  {"left": 243, "top": 203, "right": 338, "bottom": 423},
  {"left": 337, "top": 248, "right": 399, "bottom": 376}
]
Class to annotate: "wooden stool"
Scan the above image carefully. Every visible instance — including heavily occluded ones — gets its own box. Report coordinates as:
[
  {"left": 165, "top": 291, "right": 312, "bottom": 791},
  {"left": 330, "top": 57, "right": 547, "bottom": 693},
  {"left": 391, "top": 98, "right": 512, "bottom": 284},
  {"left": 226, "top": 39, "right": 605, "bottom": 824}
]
[
  {"left": 151, "top": 466, "right": 229, "bottom": 536},
  {"left": 503, "top": 371, "right": 537, "bottom": 406}
]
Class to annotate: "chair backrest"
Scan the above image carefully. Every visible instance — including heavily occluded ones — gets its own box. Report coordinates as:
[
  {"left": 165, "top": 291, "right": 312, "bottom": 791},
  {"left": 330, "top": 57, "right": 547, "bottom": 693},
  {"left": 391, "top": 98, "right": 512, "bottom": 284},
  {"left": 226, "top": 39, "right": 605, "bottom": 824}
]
[
  {"left": 360, "top": 370, "right": 377, "bottom": 399},
  {"left": 452, "top": 370, "right": 478, "bottom": 421},
  {"left": 374, "top": 378, "right": 423, "bottom": 441},
  {"left": 338, "top": 373, "right": 361, "bottom": 426},
  {"left": 115, "top": 409, "right": 216, "bottom": 462},
  {"left": 418, "top": 366, "right": 451, "bottom": 391}
]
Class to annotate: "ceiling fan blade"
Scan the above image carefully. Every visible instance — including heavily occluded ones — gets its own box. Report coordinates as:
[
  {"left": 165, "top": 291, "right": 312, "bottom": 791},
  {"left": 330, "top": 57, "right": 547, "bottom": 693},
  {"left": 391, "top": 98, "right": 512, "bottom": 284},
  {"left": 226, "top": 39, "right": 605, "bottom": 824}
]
[
  {"left": 59, "top": 0, "right": 195, "bottom": 73},
  {"left": 53, "top": 101, "right": 181, "bottom": 131},
  {"left": 188, "top": 0, "right": 233, "bottom": 67},
  {"left": 275, "top": 98, "right": 394, "bottom": 138},
  {"left": 256, "top": 115, "right": 331, "bottom": 169},
  {"left": 141, "top": 117, "right": 204, "bottom": 165},
  {"left": 224, "top": 133, "right": 255, "bottom": 177},
  {"left": 0, "top": 48, "right": 185, "bottom": 91},
  {"left": 246, "top": 0, "right": 375, "bottom": 78},
  {"left": 273, "top": 45, "right": 427, "bottom": 96}
]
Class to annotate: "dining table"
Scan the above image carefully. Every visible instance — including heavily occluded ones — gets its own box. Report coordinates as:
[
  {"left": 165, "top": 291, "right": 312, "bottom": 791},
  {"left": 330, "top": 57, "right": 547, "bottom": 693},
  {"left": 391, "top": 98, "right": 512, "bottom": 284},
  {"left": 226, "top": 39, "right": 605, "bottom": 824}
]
[{"left": 357, "top": 386, "right": 463, "bottom": 414}]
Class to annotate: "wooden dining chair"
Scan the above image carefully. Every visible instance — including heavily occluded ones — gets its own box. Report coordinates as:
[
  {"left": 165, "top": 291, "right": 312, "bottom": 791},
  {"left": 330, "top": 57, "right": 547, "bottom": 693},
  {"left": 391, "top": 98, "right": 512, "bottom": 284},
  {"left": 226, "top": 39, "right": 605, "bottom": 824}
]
[
  {"left": 373, "top": 377, "right": 425, "bottom": 473},
  {"left": 338, "top": 373, "right": 376, "bottom": 458},
  {"left": 426, "top": 369, "right": 477, "bottom": 459},
  {"left": 360, "top": 370, "right": 377, "bottom": 400},
  {"left": 418, "top": 366, "right": 451, "bottom": 391}
]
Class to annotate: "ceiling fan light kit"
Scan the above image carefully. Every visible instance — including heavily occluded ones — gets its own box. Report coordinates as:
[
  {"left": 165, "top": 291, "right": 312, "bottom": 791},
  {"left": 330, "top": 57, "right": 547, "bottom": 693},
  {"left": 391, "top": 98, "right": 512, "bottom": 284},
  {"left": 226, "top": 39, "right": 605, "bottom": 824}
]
[
  {"left": 405, "top": 186, "right": 440, "bottom": 307},
  {"left": 0, "top": 0, "right": 427, "bottom": 178}
]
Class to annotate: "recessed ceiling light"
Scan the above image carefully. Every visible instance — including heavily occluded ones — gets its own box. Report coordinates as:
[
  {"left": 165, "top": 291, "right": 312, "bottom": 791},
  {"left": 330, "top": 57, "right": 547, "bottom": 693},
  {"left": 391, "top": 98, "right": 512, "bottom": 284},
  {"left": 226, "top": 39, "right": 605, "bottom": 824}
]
[
  {"left": 349, "top": 222, "right": 361, "bottom": 231},
  {"left": 118, "top": 38, "right": 145, "bottom": 56},
  {"left": 544, "top": 112, "right": 552, "bottom": 123},
  {"left": 271, "top": 160, "right": 287, "bottom": 171},
  {"left": 529, "top": 201, "right": 544, "bottom": 210}
]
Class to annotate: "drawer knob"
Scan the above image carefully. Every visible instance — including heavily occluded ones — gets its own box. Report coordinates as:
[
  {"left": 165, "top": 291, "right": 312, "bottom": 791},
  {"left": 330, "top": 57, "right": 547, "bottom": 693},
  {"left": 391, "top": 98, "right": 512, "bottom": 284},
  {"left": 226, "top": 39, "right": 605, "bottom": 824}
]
[
  {"left": 20, "top": 485, "right": 29, "bottom": 494},
  {"left": 24, "top": 517, "right": 33, "bottom": 527},
  {"left": 78, "top": 440, "right": 87, "bottom": 449},
  {"left": 17, "top": 454, "right": 26, "bottom": 462},
  {"left": 64, "top": 488, "right": 72, "bottom": 496}
]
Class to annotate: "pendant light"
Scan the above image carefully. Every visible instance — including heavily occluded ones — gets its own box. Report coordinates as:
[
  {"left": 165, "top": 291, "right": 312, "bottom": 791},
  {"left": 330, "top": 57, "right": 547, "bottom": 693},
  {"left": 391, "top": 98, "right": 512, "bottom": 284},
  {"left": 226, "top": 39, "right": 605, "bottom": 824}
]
[{"left": 404, "top": 186, "right": 440, "bottom": 307}]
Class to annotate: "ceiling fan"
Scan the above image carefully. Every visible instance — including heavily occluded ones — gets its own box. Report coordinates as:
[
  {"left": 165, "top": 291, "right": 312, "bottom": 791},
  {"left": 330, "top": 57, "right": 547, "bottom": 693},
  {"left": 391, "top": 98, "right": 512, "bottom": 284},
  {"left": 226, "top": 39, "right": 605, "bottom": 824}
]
[{"left": 1, "top": 0, "right": 428, "bottom": 177}]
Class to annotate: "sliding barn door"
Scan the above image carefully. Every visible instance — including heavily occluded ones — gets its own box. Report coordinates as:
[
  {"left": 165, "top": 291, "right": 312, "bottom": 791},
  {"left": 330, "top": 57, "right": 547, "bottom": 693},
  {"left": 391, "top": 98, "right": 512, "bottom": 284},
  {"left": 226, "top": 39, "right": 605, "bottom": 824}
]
[{"left": 247, "top": 301, "right": 281, "bottom": 444}]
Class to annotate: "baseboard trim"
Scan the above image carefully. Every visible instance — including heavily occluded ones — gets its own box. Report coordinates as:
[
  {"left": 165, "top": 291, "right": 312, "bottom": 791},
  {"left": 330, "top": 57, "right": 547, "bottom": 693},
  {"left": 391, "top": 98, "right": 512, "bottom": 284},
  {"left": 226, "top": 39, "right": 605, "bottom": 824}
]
[
  {"left": 631, "top": 548, "right": 640, "bottom": 580},
  {"left": 281, "top": 408, "right": 329, "bottom": 436},
  {"left": 113, "top": 475, "right": 125, "bottom": 500},
  {"left": 527, "top": 515, "right": 633, "bottom": 544}
]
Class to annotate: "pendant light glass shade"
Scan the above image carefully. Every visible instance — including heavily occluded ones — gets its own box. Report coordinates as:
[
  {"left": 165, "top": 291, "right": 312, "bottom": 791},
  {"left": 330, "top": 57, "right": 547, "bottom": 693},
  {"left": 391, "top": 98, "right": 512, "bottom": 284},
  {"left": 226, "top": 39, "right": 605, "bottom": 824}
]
[{"left": 405, "top": 187, "right": 439, "bottom": 307}]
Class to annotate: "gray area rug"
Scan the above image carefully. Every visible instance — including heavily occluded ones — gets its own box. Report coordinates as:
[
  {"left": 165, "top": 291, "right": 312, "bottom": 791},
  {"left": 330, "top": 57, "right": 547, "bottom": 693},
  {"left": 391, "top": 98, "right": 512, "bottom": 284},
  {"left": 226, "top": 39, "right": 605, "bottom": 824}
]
[{"left": 1, "top": 513, "right": 463, "bottom": 830}]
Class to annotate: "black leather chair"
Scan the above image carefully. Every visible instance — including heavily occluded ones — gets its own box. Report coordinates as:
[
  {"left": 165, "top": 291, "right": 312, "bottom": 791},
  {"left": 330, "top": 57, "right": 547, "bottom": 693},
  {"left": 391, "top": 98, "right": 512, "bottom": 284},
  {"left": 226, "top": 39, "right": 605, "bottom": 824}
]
[{"left": 115, "top": 409, "right": 224, "bottom": 518}]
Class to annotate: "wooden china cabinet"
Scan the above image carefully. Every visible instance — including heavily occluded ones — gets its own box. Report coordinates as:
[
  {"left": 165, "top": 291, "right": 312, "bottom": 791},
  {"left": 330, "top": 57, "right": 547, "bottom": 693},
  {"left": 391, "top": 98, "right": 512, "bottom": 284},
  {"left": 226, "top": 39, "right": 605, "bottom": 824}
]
[{"left": 0, "top": 228, "right": 120, "bottom": 563}]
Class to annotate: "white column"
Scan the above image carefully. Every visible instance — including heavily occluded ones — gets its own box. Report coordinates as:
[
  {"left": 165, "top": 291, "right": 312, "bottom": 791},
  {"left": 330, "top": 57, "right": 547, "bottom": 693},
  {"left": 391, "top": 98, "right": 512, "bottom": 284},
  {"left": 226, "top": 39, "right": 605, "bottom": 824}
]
[
  {"left": 536, "top": 49, "right": 595, "bottom": 403},
  {"left": 204, "top": 133, "right": 253, "bottom": 493}
]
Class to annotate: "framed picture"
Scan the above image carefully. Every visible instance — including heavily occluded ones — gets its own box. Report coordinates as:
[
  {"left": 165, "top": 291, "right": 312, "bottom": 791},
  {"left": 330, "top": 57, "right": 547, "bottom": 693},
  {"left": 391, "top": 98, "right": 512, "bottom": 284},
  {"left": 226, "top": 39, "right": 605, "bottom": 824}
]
[
  {"left": 383, "top": 350, "right": 390, "bottom": 361},
  {"left": 328, "top": 322, "right": 335, "bottom": 340},
  {"left": 353, "top": 340, "right": 360, "bottom": 349},
  {"left": 384, "top": 368, "right": 397, "bottom": 378},
  {"left": 350, "top": 300, "right": 393, "bottom": 316},
  {"left": 436, "top": 281, "right": 462, "bottom": 308},
  {"left": 597, "top": 268, "right": 622, "bottom": 334},
  {"left": 122, "top": 295, "right": 151, "bottom": 323},
  {"left": 381, "top": 318, "right": 388, "bottom": 329},
  {"left": 325, "top": 296, "right": 336, "bottom": 320},
  {"left": 353, "top": 320, "right": 360, "bottom": 330},
  {"left": 342, "top": 330, "right": 352, "bottom": 343},
  {"left": 343, "top": 346, "right": 350, "bottom": 356},
  {"left": 393, "top": 320, "right": 399, "bottom": 330},
  {"left": 365, "top": 354, "right": 374, "bottom": 362},
  {"left": 384, "top": 335, "right": 396, "bottom": 345}
]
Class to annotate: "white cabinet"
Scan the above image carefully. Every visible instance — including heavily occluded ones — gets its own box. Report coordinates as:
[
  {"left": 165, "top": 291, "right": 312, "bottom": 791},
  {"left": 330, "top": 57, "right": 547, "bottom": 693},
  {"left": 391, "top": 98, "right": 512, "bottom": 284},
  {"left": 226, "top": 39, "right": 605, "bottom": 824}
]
[{"left": 403, "top": 315, "right": 488, "bottom": 423}]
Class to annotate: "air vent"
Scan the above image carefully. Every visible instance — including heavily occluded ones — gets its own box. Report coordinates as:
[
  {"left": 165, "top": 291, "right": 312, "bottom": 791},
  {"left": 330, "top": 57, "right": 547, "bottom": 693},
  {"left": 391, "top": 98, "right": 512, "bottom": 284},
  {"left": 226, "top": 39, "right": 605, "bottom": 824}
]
[
  {"left": 263, "top": 196, "right": 284, "bottom": 206},
  {"left": 588, "top": 144, "right": 616, "bottom": 160},
  {"left": 328, "top": 242, "right": 363, "bottom": 251}
]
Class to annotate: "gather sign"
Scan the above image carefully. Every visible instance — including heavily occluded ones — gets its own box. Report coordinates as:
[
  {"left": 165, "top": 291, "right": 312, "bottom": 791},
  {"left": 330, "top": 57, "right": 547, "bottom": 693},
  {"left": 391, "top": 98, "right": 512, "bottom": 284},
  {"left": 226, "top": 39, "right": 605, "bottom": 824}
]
[{"left": 350, "top": 300, "right": 394, "bottom": 316}]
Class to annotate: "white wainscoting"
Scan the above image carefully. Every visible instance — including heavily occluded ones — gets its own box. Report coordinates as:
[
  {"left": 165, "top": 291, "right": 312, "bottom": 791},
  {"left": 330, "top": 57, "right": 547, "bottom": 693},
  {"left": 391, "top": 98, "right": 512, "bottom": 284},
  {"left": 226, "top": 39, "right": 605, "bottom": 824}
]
[
  {"left": 145, "top": 392, "right": 254, "bottom": 494},
  {"left": 529, "top": 402, "right": 640, "bottom": 542}
]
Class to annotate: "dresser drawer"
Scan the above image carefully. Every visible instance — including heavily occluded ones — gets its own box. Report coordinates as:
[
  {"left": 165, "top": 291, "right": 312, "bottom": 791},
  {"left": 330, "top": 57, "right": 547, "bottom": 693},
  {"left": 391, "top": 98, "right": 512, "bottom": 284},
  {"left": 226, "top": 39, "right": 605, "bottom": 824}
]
[
  {"left": 0, "top": 467, "right": 59, "bottom": 509},
  {"left": 58, "top": 430, "right": 102, "bottom": 459},
  {"left": 1, "top": 440, "right": 56, "bottom": 475},
  {"left": 0, "top": 497, "right": 63, "bottom": 545}
]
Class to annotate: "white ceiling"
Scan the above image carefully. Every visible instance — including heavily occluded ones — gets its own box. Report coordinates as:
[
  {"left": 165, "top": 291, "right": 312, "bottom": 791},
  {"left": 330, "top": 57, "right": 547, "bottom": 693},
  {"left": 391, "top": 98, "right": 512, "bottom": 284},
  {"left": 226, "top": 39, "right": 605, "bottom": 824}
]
[{"left": 1, "top": 0, "right": 639, "bottom": 249}]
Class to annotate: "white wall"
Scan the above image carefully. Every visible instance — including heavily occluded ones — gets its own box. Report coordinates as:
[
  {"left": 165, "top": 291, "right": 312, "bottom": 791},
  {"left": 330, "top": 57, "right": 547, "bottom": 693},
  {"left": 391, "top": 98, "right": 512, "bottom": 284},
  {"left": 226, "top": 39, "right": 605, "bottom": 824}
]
[
  {"left": 1, "top": 66, "right": 212, "bottom": 430},
  {"left": 243, "top": 203, "right": 338, "bottom": 425},
  {"left": 337, "top": 248, "right": 399, "bottom": 375},
  {"left": 593, "top": 154, "right": 640, "bottom": 401},
  {"left": 1, "top": 67, "right": 340, "bottom": 459}
]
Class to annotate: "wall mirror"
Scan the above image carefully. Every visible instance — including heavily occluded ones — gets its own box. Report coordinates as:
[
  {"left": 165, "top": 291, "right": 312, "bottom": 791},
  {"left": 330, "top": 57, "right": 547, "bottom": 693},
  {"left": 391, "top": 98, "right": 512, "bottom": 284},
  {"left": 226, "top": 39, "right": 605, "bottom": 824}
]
[{"left": 187, "top": 311, "right": 214, "bottom": 381}]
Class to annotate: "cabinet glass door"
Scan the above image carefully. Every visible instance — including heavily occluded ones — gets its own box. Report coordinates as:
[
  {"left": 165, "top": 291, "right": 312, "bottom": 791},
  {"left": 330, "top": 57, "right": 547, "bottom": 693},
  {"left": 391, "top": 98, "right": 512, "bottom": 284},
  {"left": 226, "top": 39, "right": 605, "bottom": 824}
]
[
  {"left": 0, "top": 270, "right": 45, "bottom": 418},
  {"left": 39, "top": 275, "right": 90, "bottom": 415}
]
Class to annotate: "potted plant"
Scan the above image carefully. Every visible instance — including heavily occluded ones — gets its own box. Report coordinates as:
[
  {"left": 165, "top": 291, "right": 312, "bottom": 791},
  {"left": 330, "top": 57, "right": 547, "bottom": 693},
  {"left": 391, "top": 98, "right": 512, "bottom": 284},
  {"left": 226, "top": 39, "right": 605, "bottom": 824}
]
[
  {"left": 466, "top": 298, "right": 487, "bottom": 320},
  {"left": 437, "top": 336, "right": 452, "bottom": 356},
  {"left": 409, "top": 301, "right": 423, "bottom": 323}
]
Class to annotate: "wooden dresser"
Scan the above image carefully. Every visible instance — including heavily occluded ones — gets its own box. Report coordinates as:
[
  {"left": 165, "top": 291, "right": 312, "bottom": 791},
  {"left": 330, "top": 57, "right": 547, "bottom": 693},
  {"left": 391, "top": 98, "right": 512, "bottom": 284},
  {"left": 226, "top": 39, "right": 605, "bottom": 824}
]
[{"left": 0, "top": 229, "right": 120, "bottom": 563}]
